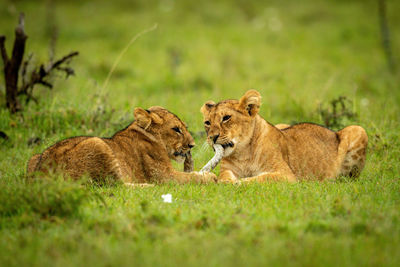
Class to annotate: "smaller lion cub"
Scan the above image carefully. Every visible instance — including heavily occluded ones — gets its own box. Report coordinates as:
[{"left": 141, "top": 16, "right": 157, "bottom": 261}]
[
  {"left": 28, "top": 106, "right": 216, "bottom": 185},
  {"left": 201, "top": 90, "right": 368, "bottom": 183}
]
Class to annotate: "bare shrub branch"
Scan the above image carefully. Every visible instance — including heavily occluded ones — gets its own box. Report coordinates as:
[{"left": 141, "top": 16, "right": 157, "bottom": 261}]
[{"left": 1, "top": 12, "right": 78, "bottom": 111}]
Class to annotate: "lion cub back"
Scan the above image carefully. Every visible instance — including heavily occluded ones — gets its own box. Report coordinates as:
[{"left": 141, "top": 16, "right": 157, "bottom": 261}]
[
  {"left": 281, "top": 123, "right": 340, "bottom": 179},
  {"left": 30, "top": 136, "right": 121, "bottom": 180}
]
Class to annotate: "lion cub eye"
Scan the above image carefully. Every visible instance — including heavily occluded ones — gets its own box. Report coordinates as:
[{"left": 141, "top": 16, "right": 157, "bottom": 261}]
[
  {"left": 222, "top": 115, "right": 231, "bottom": 122},
  {"left": 204, "top": 121, "right": 211, "bottom": 126},
  {"left": 172, "top": 127, "right": 181, "bottom": 133}
]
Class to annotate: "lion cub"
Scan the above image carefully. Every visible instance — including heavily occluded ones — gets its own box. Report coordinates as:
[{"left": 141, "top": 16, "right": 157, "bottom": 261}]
[
  {"left": 28, "top": 106, "right": 216, "bottom": 184},
  {"left": 200, "top": 90, "right": 368, "bottom": 183}
]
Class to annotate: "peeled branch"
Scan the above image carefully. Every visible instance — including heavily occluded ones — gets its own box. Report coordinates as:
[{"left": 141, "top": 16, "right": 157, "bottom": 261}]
[{"left": 200, "top": 144, "right": 224, "bottom": 173}]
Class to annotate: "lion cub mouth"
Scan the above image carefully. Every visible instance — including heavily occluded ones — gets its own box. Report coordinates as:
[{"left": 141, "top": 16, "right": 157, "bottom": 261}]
[
  {"left": 173, "top": 151, "right": 187, "bottom": 157},
  {"left": 218, "top": 141, "right": 236, "bottom": 157},
  {"left": 172, "top": 151, "right": 187, "bottom": 163},
  {"left": 221, "top": 142, "right": 234, "bottom": 149}
]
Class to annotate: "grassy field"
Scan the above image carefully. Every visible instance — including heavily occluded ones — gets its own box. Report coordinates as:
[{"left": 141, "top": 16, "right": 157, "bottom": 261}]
[{"left": 1, "top": 0, "right": 400, "bottom": 266}]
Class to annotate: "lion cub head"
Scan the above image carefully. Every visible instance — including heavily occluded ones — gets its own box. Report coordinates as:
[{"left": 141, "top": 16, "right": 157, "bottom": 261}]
[
  {"left": 134, "top": 106, "right": 195, "bottom": 163},
  {"left": 200, "top": 90, "right": 261, "bottom": 157}
]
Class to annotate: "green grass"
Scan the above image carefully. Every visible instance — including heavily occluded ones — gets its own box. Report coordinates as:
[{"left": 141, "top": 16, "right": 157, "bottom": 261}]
[{"left": 1, "top": 0, "right": 400, "bottom": 266}]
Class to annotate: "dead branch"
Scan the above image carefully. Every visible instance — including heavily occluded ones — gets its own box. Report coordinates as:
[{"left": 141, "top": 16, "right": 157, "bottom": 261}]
[
  {"left": 319, "top": 96, "right": 357, "bottom": 129},
  {"left": 50, "top": 51, "right": 79, "bottom": 70},
  {"left": 20, "top": 53, "right": 32, "bottom": 90},
  {"left": 0, "top": 13, "right": 27, "bottom": 113},
  {"left": 18, "top": 51, "right": 79, "bottom": 104},
  {"left": 1, "top": 12, "right": 79, "bottom": 111},
  {"left": 0, "top": 36, "right": 9, "bottom": 63}
]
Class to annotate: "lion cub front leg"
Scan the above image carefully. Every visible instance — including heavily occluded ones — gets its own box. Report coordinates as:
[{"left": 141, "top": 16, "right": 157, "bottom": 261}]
[
  {"left": 241, "top": 171, "right": 296, "bottom": 183},
  {"left": 191, "top": 171, "right": 218, "bottom": 183},
  {"left": 158, "top": 170, "right": 217, "bottom": 184},
  {"left": 124, "top": 183, "right": 155, "bottom": 188}
]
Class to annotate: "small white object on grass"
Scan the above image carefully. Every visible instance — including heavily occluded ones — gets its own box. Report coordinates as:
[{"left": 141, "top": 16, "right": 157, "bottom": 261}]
[
  {"left": 161, "top": 194, "right": 172, "bottom": 203},
  {"left": 200, "top": 144, "right": 224, "bottom": 173}
]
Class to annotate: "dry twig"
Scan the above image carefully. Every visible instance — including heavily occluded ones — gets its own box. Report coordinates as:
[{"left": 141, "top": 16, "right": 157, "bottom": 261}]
[{"left": 0, "top": 12, "right": 78, "bottom": 111}]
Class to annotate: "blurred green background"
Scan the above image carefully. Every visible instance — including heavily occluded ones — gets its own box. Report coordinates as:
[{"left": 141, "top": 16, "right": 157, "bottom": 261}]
[{"left": 0, "top": 0, "right": 399, "bottom": 266}]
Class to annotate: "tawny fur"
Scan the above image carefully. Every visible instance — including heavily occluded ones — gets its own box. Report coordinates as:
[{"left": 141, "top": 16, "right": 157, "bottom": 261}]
[
  {"left": 200, "top": 90, "right": 368, "bottom": 183},
  {"left": 27, "top": 106, "right": 216, "bottom": 184}
]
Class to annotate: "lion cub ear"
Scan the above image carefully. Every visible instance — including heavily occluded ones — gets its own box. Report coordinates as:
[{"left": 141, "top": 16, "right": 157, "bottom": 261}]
[
  {"left": 238, "top": 90, "right": 261, "bottom": 117},
  {"left": 134, "top": 108, "right": 163, "bottom": 130},
  {"left": 200, "top": 101, "right": 216, "bottom": 114}
]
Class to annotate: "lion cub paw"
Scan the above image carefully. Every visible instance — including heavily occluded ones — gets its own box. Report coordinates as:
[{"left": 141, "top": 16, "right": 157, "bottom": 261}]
[
  {"left": 194, "top": 171, "right": 217, "bottom": 183},
  {"left": 218, "top": 171, "right": 240, "bottom": 184},
  {"left": 218, "top": 177, "right": 241, "bottom": 184}
]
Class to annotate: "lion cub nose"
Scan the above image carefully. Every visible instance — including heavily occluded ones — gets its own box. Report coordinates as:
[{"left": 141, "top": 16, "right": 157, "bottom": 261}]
[
  {"left": 188, "top": 144, "right": 195, "bottom": 149},
  {"left": 212, "top": 134, "right": 219, "bottom": 143}
]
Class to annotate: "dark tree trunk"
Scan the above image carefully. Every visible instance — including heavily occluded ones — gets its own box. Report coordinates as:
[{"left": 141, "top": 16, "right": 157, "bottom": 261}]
[{"left": 0, "top": 13, "right": 27, "bottom": 113}]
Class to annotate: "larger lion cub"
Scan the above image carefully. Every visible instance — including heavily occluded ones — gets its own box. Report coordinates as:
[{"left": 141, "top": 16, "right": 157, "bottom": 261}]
[
  {"left": 200, "top": 90, "right": 368, "bottom": 183},
  {"left": 28, "top": 106, "right": 216, "bottom": 184}
]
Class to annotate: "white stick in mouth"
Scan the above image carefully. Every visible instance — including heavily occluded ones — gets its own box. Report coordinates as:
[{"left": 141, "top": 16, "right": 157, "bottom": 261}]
[{"left": 200, "top": 144, "right": 224, "bottom": 173}]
